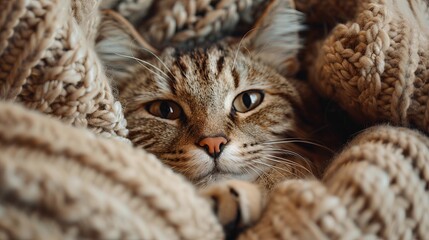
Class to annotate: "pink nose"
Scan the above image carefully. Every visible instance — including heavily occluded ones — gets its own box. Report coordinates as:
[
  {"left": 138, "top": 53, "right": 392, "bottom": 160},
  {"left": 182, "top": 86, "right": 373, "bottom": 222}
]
[{"left": 198, "top": 136, "right": 228, "bottom": 158}]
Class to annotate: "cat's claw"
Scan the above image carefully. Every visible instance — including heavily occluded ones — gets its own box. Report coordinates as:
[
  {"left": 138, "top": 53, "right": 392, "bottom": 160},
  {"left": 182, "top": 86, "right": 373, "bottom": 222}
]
[{"left": 200, "top": 180, "right": 264, "bottom": 234}]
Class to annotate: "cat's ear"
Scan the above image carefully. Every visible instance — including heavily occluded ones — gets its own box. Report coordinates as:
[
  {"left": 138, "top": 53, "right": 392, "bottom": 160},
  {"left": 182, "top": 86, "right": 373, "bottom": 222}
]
[
  {"left": 245, "top": 0, "right": 305, "bottom": 76},
  {"left": 95, "top": 10, "right": 159, "bottom": 87}
]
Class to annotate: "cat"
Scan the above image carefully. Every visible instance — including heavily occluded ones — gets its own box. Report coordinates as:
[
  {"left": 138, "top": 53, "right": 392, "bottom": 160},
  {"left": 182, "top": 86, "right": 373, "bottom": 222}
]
[
  {"left": 96, "top": 0, "right": 336, "bottom": 233},
  {"left": 119, "top": 45, "right": 328, "bottom": 187}
]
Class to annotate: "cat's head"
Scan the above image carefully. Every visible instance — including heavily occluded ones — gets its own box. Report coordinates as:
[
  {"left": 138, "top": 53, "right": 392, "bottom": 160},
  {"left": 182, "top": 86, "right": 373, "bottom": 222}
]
[{"left": 95, "top": 4, "right": 324, "bottom": 187}]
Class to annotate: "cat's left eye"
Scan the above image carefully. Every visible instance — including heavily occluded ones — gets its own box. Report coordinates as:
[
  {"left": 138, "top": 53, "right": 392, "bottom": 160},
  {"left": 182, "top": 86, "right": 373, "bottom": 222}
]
[
  {"left": 146, "top": 100, "right": 182, "bottom": 120},
  {"left": 233, "top": 90, "right": 264, "bottom": 113}
]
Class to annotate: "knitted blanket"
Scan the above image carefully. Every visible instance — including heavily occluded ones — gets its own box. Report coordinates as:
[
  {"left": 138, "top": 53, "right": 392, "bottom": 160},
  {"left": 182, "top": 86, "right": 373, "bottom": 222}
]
[{"left": 0, "top": 0, "right": 428, "bottom": 239}]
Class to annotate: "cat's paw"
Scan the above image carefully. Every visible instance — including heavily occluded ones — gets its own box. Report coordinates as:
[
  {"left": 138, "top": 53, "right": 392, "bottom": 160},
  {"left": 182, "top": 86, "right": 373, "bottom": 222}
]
[{"left": 199, "top": 180, "right": 264, "bottom": 233}]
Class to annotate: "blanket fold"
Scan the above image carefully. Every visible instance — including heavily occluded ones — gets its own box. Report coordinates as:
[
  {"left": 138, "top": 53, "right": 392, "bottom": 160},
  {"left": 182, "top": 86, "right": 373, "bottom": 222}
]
[
  {"left": 241, "top": 125, "right": 429, "bottom": 239},
  {"left": 0, "top": 101, "right": 223, "bottom": 240}
]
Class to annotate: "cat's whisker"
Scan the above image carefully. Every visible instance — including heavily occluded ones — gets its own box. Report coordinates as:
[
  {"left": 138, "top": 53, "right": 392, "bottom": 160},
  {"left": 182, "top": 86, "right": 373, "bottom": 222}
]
[
  {"left": 262, "top": 139, "right": 334, "bottom": 153},
  {"left": 131, "top": 60, "right": 167, "bottom": 82},
  {"left": 264, "top": 150, "right": 313, "bottom": 172},
  {"left": 262, "top": 154, "right": 313, "bottom": 177},
  {"left": 132, "top": 56, "right": 171, "bottom": 79},
  {"left": 142, "top": 46, "right": 193, "bottom": 89},
  {"left": 241, "top": 164, "right": 251, "bottom": 176},
  {"left": 248, "top": 161, "right": 266, "bottom": 174},
  {"left": 251, "top": 40, "right": 271, "bottom": 58},
  {"left": 264, "top": 138, "right": 331, "bottom": 147},
  {"left": 137, "top": 47, "right": 189, "bottom": 86},
  {"left": 241, "top": 45, "right": 253, "bottom": 57},
  {"left": 251, "top": 159, "right": 289, "bottom": 179},
  {"left": 260, "top": 156, "right": 302, "bottom": 174},
  {"left": 232, "top": 27, "right": 258, "bottom": 70},
  {"left": 138, "top": 47, "right": 174, "bottom": 75},
  {"left": 262, "top": 153, "right": 301, "bottom": 165},
  {"left": 266, "top": 149, "right": 313, "bottom": 174},
  {"left": 244, "top": 164, "right": 260, "bottom": 177},
  {"left": 263, "top": 147, "right": 308, "bottom": 161},
  {"left": 260, "top": 157, "right": 305, "bottom": 179},
  {"left": 114, "top": 53, "right": 170, "bottom": 80},
  {"left": 247, "top": 164, "right": 270, "bottom": 181}
]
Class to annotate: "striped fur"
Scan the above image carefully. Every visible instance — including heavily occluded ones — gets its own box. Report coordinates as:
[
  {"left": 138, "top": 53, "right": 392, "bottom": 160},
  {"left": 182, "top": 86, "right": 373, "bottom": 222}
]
[
  {"left": 96, "top": 5, "right": 332, "bottom": 190},
  {"left": 112, "top": 45, "right": 329, "bottom": 189}
]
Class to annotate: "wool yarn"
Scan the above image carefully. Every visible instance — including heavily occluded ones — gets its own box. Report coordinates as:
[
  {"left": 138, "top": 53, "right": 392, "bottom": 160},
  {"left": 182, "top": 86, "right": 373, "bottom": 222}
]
[
  {"left": 0, "top": 101, "right": 223, "bottom": 240},
  {"left": 0, "top": 0, "right": 429, "bottom": 239},
  {"left": 99, "top": 0, "right": 153, "bottom": 24},
  {"left": 137, "top": 0, "right": 268, "bottom": 48},
  {"left": 309, "top": 0, "right": 429, "bottom": 133},
  {"left": 0, "top": 0, "right": 128, "bottom": 141},
  {"left": 241, "top": 125, "right": 429, "bottom": 239}
]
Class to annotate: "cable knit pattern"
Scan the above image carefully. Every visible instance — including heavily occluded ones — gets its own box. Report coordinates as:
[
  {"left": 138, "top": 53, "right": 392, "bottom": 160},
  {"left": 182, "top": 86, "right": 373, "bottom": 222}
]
[
  {"left": 309, "top": 0, "right": 429, "bottom": 132},
  {"left": 0, "top": 0, "right": 429, "bottom": 239},
  {"left": 137, "top": 0, "right": 268, "bottom": 48},
  {"left": 0, "top": 0, "right": 128, "bottom": 141},
  {"left": 99, "top": 0, "right": 154, "bottom": 24}
]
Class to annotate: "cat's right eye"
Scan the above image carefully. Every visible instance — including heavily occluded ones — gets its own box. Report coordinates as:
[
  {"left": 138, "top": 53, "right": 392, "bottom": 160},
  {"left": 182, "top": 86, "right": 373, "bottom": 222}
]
[{"left": 146, "top": 100, "right": 182, "bottom": 120}]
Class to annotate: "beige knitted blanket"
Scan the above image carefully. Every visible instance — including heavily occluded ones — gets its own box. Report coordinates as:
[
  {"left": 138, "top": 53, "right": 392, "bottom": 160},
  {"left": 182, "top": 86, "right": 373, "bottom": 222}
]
[{"left": 0, "top": 0, "right": 428, "bottom": 239}]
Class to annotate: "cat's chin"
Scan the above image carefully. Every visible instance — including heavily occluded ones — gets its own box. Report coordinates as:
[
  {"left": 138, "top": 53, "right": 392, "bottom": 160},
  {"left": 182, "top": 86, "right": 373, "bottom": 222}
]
[{"left": 194, "top": 171, "right": 258, "bottom": 188}]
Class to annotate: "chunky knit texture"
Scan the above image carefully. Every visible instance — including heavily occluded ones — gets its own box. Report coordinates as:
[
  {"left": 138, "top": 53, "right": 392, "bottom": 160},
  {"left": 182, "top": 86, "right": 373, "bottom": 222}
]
[
  {"left": 241, "top": 125, "right": 429, "bottom": 239},
  {"left": 0, "top": 0, "right": 128, "bottom": 141},
  {"left": 137, "top": 0, "right": 269, "bottom": 48},
  {"left": 0, "top": 0, "right": 429, "bottom": 239},
  {"left": 309, "top": 0, "right": 429, "bottom": 132},
  {"left": 0, "top": 101, "right": 223, "bottom": 240}
]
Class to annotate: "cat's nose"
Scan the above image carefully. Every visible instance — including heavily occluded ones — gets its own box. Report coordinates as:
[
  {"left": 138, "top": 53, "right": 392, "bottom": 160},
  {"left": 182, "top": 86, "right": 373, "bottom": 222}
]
[{"left": 198, "top": 136, "right": 228, "bottom": 159}]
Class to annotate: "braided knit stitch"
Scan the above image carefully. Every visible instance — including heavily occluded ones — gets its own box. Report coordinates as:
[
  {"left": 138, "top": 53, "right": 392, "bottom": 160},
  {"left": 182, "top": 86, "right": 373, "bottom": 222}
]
[
  {"left": 0, "top": 0, "right": 128, "bottom": 141},
  {"left": 136, "top": 0, "right": 268, "bottom": 48},
  {"left": 99, "top": 0, "right": 153, "bottom": 24},
  {"left": 309, "top": 0, "right": 429, "bottom": 133}
]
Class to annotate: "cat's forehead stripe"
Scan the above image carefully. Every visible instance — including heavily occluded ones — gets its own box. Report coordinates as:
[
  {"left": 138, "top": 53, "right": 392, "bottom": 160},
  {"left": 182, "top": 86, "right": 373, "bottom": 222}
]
[
  {"left": 232, "top": 67, "right": 240, "bottom": 89},
  {"left": 175, "top": 56, "right": 190, "bottom": 78},
  {"left": 167, "top": 73, "right": 177, "bottom": 95},
  {"left": 216, "top": 55, "right": 225, "bottom": 76}
]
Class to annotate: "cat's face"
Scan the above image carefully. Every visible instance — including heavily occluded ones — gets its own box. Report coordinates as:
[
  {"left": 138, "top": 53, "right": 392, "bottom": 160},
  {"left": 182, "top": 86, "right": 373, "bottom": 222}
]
[{"left": 119, "top": 46, "right": 308, "bottom": 186}]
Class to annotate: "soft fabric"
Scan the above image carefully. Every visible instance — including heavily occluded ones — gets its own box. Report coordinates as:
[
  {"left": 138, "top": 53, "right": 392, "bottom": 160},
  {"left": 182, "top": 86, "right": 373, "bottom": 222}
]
[
  {"left": 0, "top": 101, "right": 223, "bottom": 239},
  {"left": 308, "top": 0, "right": 429, "bottom": 132},
  {"left": 241, "top": 125, "right": 429, "bottom": 239},
  {"left": 0, "top": 0, "right": 127, "bottom": 141},
  {"left": 0, "top": 0, "right": 428, "bottom": 239}
]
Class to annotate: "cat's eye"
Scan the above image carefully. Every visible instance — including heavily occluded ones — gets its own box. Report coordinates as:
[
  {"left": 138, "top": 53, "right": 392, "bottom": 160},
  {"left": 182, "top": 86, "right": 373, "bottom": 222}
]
[
  {"left": 233, "top": 90, "right": 264, "bottom": 113},
  {"left": 146, "top": 100, "right": 182, "bottom": 120}
]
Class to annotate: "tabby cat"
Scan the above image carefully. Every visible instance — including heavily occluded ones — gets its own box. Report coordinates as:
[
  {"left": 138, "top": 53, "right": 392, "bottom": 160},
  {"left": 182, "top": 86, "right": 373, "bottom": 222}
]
[
  {"left": 96, "top": 1, "right": 336, "bottom": 232},
  {"left": 96, "top": 1, "right": 334, "bottom": 231}
]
